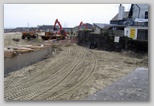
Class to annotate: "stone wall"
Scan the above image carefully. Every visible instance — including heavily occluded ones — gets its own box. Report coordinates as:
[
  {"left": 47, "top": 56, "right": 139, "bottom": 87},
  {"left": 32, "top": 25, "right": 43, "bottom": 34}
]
[{"left": 77, "top": 31, "right": 148, "bottom": 53}]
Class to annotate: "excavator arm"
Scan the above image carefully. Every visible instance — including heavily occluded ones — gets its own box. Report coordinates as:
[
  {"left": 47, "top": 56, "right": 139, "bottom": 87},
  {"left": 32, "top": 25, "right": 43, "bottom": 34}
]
[
  {"left": 41, "top": 18, "right": 67, "bottom": 40},
  {"left": 53, "top": 19, "right": 67, "bottom": 38},
  {"left": 78, "top": 21, "right": 88, "bottom": 30},
  {"left": 54, "top": 19, "right": 63, "bottom": 30}
]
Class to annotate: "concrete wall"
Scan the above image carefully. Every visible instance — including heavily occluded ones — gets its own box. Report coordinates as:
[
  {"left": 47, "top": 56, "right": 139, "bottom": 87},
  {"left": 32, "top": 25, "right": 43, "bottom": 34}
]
[{"left": 4, "top": 46, "right": 53, "bottom": 75}]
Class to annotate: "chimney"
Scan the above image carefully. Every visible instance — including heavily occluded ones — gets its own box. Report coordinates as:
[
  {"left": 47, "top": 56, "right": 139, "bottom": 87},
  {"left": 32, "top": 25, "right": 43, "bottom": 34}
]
[{"left": 118, "top": 4, "right": 125, "bottom": 20}]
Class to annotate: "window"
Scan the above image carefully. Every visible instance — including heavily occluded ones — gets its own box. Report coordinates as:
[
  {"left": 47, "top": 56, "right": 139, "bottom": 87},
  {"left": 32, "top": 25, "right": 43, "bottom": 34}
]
[
  {"left": 145, "top": 11, "right": 148, "bottom": 19},
  {"left": 137, "top": 29, "right": 148, "bottom": 40}
]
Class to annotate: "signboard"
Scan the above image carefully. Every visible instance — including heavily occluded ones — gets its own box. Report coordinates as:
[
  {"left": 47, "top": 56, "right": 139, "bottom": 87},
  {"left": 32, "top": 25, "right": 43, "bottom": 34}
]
[
  {"left": 130, "top": 28, "right": 136, "bottom": 39},
  {"left": 114, "top": 36, "right": 120, "bottom": 43}
]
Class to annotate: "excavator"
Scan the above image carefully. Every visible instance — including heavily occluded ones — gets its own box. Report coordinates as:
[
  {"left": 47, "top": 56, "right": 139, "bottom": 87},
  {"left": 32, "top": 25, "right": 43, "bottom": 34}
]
[
  {"left": 41, "top": 19, "right": 67, "bottom": 40},
  {"left": 78, "top": 21, "right": 88, "bottom": 30}
]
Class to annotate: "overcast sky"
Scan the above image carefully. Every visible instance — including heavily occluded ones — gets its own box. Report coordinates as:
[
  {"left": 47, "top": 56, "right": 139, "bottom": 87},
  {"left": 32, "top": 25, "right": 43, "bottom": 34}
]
[{"left": 4, "top": 4, "right": 131, "bottom": 28}]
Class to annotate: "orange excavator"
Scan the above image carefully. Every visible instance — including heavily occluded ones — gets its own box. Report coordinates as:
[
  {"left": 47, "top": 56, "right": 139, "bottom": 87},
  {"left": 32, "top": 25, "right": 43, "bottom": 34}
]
[
  {"left": 53, "top": 19, "right": 67, "bottom": 39},
  {"left": 41, "top": 19, "right": 67, "bottom": 40},
  {"left": 78, "top": 21, "right": 88, "bottom": 30}
]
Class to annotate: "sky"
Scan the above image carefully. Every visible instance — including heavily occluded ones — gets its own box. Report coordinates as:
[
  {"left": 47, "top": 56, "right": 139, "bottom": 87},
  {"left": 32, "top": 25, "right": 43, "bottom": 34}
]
[{"left": 4, "top": 4, "right": 131, "bottom": 28}]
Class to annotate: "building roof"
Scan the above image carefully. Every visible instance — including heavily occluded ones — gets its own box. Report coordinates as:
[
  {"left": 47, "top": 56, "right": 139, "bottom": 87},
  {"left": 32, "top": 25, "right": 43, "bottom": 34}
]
[
  {"left": 79, "top": 23, "right": 93, "bottom": 29},
  {"left": 93, "top": 23, "right": 106, "bottom": 29},
  {"left": 111, "top": 11, "right": 129, "bottom": 21},
  {"left": 93, "top": 23, "right": 126, "bottom": 29},
  {"left": 16, "top": 27, "right": 29, "bottom": 29},
  {"left": 74, "top": 23, "right": 93, "bottom": 30}
]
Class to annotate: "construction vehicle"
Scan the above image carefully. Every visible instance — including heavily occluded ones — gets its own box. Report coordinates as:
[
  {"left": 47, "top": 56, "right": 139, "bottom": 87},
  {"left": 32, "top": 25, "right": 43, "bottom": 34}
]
[
  {"left": 78, "top": 21, "right": 88, "bottom": 30},
  {"left": 41, "top": 19, "right": 67, "bottom": 40},
  {"left": 54, "top": 19, "right": 67, "bottom": 39},
  {"left": 21, "top": 31, "right": 37, "bottom": 40}
]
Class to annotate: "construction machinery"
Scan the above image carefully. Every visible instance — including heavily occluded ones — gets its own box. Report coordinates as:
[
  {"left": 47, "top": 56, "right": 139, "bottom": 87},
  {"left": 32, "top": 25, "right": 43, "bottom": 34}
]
[
  {"left": 41, "top": 19, "right": 67, "bottom": 40},
  {"left": 21, "top": 31, "right": 38, "bottom": 40},
  {"left": 78, "top": 21, "right": 88, "bottom": 30}
]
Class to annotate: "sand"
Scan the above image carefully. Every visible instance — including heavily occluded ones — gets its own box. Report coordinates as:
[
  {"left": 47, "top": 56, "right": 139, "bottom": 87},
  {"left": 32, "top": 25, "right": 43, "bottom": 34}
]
[{"left": 4, "top": 32, "right": 148, "bottom": 100}]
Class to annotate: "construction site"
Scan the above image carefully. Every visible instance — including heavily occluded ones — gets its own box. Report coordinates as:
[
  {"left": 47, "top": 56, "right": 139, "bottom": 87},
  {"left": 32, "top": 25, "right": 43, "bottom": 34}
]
[{"left": 4, "top": 4, "right": 148, "bottom": 101}]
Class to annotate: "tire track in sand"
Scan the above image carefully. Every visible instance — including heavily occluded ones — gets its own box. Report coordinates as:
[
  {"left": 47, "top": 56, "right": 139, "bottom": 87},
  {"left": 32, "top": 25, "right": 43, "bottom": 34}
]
[
  {"left": 20, "top": 47, "right": 86, "bottom": 100},
  {"left": 5, "top": 46, "right": 86, "bottom": 100},
  {"left": 4, "top": 47, "right": 71, "bottom": 91},
  {"left": 44, "top": 49, "right": 97, "bottom": 100}
]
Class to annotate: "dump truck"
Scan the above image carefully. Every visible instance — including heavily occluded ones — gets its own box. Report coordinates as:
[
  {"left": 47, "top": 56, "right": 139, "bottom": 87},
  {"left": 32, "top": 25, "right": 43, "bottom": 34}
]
[{"left": 22, "top": 31, "right": 38, "bottom": 40}]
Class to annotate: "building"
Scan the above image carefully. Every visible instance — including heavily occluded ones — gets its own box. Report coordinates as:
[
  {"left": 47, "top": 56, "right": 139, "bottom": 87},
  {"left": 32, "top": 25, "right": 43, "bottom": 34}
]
[
  {"left": 93, "top": 23, "right": 110, "bottom": 34},
  {"left": 110, "top": 11, "right": 129, "bottom": 25},
  {"left": 124, "top": 4, "right": 148, "bottom": 40},
  {"left": 124, "top": 26, "right": 148, "bottom": 40},
  {"left": 93, "top": 23, "right": 126, "bottom": 36},
  {"left": 128, "top": 4, "right": 148, "bottom": 19},
  {"left": 128, "top": 4, "right": 148, "bottom": 26},
  {"left": 110, "top": 4, "right": 148, "bottom": 27},
  {"left": 4, "top": 28, "right": 15, "bottom": 33},
  {"left": 74, "top": 23, "right": 93, "bottom": 32},
  {"left": 15, "top": 27, "right": 38, "bottom": 32},
  {"left": 109, "top": 4, "right": 148, "bottom": 40},
  {"left": 37, "top": 25, "right": 59, "bottom": 32},
  {"left": 110, "top": 4, "right": 131, "bottom": 25},
  {"left": 78, "top": 23, "right": 93, "bottom": 31}
]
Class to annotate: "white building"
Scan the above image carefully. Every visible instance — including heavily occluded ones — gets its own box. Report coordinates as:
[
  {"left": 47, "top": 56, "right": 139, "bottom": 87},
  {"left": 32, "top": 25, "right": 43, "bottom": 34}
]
[
  {"left": 129, "top": 4, "right": 148, "bottom": 19},
  {"left": 124, "top": 4, "right": 148, "bottom": 40},
  {"left": 124, "top": 26, "right": 148, "bottom": 40}
]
